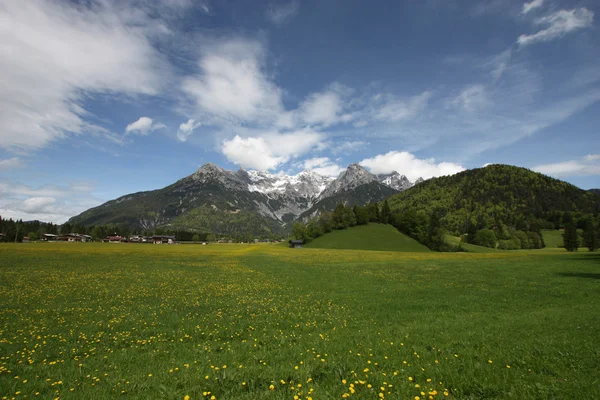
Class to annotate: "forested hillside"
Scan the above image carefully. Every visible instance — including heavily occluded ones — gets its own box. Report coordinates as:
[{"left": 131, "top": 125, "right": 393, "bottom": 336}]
[{"left": 388, "top": 164, "right": 599, "bottom": 234}]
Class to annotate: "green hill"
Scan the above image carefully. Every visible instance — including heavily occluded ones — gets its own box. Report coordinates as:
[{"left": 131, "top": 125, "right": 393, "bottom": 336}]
[
  {"left": 305, "top": 223, "right": 431, "bottom": 252},
  {"left": 541, "top": 230, "right": 564, "bottom": 248},
  {"left": 388, "top": 164, "right": 599, "bottom": 235}
]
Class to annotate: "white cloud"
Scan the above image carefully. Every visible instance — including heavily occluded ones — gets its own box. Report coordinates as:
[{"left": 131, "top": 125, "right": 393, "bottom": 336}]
[
  {"left": 17, "top": 197, "right": 57, "bottom": 214},
  {"left": 299, "top": 89, "right": 345, "bottom": 126},
  {"left": 0, "top": 0, "right": 167, "bottom": 150},
  {"left": 176, "top": 119, "right": 202, "bottom": 142},
  {"left": 518, "top": 8, "right": 594, "bottom": 46},
  {"left": 221, "top": 129, "right": 325, "bottom": 170},
  {"left": 303, "top": 157, "right": 330, "bottom": 169},
  {"left": 360, "top": 151, "right": 465, "bottom": 181},
  {"left": 222, "top": 136, "right": 286, "bottom": 170},
  {"left": 0, "top": 157, "right": 22, "bottom": 172},
  {"left": 373, "top": 91, "right": 432, "bottom": 122},
  {"left": 182, "top": 38, "right": 284, "bottom": 126},
  {"left": 301, "top": 157, "right": 344, "bottom": 177},
  {"left": 522, "top": 0, "right": 544, "bottom": 14},
  {"left": 0, "top": 179, "right": 101, "bottom": 223},
  {"left": 584, "top": 154, "right": 600, "bottom": 162},
  {"left": 533, "top": 155, "right": 600, "bottom": 177},
  {"left": 125, "top": 117, "right": 166, "bottom": 135},
  {"left": 266, "top": 1, "right": 299, "bottom": 25},
  {"left": 331, "top": 141, "right": 367, "bottom": 155},
  {"left": 449, "top": 84, "right": 489, "bottom": 112}
]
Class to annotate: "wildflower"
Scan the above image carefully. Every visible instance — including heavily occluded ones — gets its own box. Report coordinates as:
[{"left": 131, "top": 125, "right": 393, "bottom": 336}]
[
  {"left": 184, "top": 396, "right": 190, "bottom": 400},
  {"left": 269, "top": 384, "right": 275, "bottom": 390}
]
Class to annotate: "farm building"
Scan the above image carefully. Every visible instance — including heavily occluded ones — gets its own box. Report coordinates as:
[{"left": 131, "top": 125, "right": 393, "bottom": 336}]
[
  {"left": 42, "top": 233, "right": 58, "bottom": 241},
  {"left": 58, "top": 233, "right": 92, "bottom": 242},
  {"left": 289, "top": 239, "right": 304, "bottom": 248},
  {"left": 106, "top": 235, "right": 124, "bottom": 243},
  {"left": 152, "top": 235, "right": 176, "bottom": 244}
]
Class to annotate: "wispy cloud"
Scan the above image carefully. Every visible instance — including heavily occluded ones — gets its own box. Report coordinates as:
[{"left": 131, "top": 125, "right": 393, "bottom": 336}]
[
  {"left": 176, "top": 119, "right": 202, "bottom": 142},
  {"left": 522, "top": 0, "right": 544, "bottom": 15},
  {"left": 0, "top": 1, "right": 169, "bottom": 150},
  {"left": 301, "top": 157, "right": 344, "bottom": 177},
  {"left": 518, "top": 8, "right": 594, "bottom": 46},
  {"left": 266, "top": 1, "right": 299, "bottom": 25},
  {"left": 533, "top": 154, "right": 600, "bottom": 177},
  {"left": 0, "top": 157, "right": 22, "bottom": 172},
  {"left": 448, "top": 84, "right": 489, "bottom": 112}
]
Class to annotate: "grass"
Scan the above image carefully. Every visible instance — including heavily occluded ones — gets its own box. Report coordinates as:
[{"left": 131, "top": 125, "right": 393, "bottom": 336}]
[
  {"left": 306, "top": 223, "right": 431, "bottom": 252},
  {"left": 443, "top": 235, "right": 502, "bottom": 253},
  {"left": 541, "top": 229, "right": 564, "bottom": 248},
  {"left": 1, "top": 243, "right": 599, "bottom": 399}
]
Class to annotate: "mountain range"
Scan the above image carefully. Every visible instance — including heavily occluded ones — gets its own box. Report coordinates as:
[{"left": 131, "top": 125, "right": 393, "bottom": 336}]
[{"left": 67, "top": 163, "right": 422, "bottom": 234}]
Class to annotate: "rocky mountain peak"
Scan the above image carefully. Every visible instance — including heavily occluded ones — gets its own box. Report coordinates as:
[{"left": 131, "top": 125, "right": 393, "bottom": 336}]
[
  {"left": 318, "top": 164, "right": 378, "bottom": 199},
  {"left": 189, "top": 163, "right": 247, "bottom": 191},
  {"left": 376, "top": 171, "right": 413, "bottom": 191}
]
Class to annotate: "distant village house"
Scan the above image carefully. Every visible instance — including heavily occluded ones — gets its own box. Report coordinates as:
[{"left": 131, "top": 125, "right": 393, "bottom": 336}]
[{"left": 152, "top": 235, "right": 176, "bottom": 244}]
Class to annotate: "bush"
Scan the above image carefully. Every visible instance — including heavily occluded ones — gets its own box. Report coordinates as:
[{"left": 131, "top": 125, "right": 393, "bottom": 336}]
[{"left": 473, "top": 229, "right": 497, "bottom": 248}]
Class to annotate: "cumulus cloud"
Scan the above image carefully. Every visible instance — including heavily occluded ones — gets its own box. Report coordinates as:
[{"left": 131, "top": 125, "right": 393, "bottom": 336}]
[
  {"left": 360, "top": 151, "right": 465, "bottom": 181},
  {"left": 0, "top": 157, "right": 22, "bottom": 172},
  {"left": 125, "top": 117, "right": 166, "bottom": 135},
  {"left": 221, "top": 130, "right": 325, "bottom": 170},
  {"left": 0, "top": 179, "right": 101, "bottom": 223},
  {"left": 533, "top": 155, "right": 600, "bottom": 177},
  {"left": 176, "top": 119, "right": 202, "bottom": 142},
  {"left": 0, "top": 1, "right": 167, "bottom": 150},
  {"left": 522, "top": 0, "right": 544, "bottom": 14},
  {"left": 266, "top": 1, "right": 299, "bottom": 25},
  {"left": 182, "top": 38, "right": 284, "bottom": 126},
  {"left": 518, "top": 8, "right": 594, "bottom": 46}
]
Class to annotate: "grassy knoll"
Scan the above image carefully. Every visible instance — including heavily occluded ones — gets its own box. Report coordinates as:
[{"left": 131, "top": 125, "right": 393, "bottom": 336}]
[
  {"left": 306, "top": 223, "right": 431, "bottom": 252},
  {"left": 542, "top": 229, "right": 564, "bottom": 248},
  {"left": 1, "top": 243, "right": 599, "bottom": 399}
]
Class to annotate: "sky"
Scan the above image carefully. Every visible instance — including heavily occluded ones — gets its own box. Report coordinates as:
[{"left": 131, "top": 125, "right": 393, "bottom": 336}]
[{"left": 0, "top": 0, "right": 599, "bottom": 223}]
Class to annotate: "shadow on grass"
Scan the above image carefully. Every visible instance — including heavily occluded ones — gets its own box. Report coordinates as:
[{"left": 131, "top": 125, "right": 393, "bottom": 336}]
[{"left": 558, "top": 272, "right": 600, "bottom": 280}]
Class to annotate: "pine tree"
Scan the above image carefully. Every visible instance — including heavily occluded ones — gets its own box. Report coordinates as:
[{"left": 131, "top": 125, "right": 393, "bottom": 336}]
[
  {"left": 381, "top": 200, "right": 391, "bottom": 224},
  {"left": 563, "top": 222, "right": 579, "bottom": 252},
  {"left": 582, "top": 220, "right": 597, "bottom": 251}
]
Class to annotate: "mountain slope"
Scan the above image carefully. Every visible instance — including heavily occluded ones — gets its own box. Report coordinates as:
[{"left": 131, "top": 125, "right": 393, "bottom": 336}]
[
  {"left": 68, "top": 163, "right": 402, "bottom": 233},
  {"left": 305, "top": 223, "right": 431, "bottom": 252},
  {"left": 387, "top": 164, "right": 600, "bottom": 234},
  {"left": 298, "top": 181, "right": 398, "bottom": 221}
]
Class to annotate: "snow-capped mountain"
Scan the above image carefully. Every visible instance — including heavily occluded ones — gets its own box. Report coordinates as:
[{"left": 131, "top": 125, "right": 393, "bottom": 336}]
[
  {"left": 68, "top": 162, "right": 423, "bottom": 233},
  {"left": 245, "top": 169, "right": 334, "bottom": 199},
  {"left": 377, "top": 171, "right": 414, "bottom": 191}
]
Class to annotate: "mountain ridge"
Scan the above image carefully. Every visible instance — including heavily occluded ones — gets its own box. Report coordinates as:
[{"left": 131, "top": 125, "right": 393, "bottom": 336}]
[{"left": 67, "top": 162, "right": 419, "bottom": 233}]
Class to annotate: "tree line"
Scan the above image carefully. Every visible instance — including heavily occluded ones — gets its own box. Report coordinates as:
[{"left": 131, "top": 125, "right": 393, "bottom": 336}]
[{"left": 291, "top": 204, "right": 600, "bottom": 252}]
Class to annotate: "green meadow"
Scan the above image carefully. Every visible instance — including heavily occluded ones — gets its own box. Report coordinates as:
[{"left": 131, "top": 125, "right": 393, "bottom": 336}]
[
  {"left": 305, "top": 224, "right": 431, "bottom": 252},
  {"left": 1, "top": 243, "right": 599, "bottom": 399}
]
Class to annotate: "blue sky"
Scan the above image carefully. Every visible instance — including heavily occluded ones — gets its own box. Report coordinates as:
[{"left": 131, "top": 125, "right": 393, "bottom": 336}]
[{"left": 0, "top": 0, "right": 599, "bottom": 223}]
